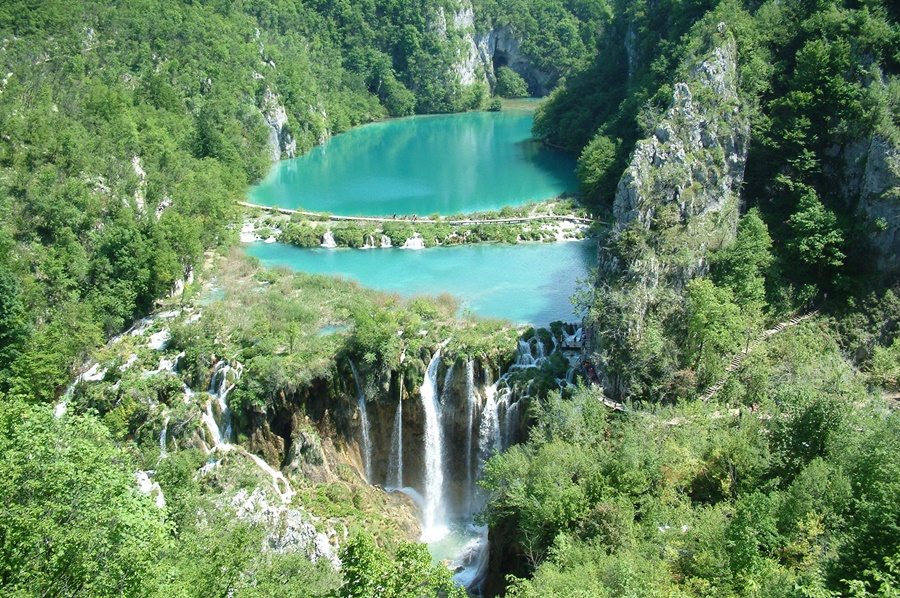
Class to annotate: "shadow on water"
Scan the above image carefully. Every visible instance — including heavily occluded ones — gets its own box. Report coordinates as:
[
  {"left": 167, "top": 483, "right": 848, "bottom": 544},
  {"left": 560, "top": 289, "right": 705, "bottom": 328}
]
[{"left": 516, "top": 137, "right": 579, "bottom": 192}]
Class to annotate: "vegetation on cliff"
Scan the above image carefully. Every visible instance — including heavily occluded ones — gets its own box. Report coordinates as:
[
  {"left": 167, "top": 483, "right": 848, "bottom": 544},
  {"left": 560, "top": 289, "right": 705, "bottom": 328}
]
[{"left": 473, "top": 0, "right": 900, "bottom": 594}]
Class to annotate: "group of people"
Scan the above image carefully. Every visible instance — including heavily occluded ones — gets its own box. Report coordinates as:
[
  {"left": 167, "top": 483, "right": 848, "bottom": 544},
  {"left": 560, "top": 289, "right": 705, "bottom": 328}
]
[{"left": 583, "top": 360, "right": 599, "bottom": 385}]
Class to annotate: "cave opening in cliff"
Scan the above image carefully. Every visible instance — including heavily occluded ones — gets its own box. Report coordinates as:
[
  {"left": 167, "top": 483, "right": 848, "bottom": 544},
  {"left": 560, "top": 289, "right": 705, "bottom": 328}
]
[{"left": 271, "top": 408, "right": 293, "bottom": 469}]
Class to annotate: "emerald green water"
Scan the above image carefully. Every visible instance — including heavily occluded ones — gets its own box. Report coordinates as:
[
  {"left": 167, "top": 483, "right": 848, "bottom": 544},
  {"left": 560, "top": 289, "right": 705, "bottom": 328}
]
[
  {"left": 248, "top": 109, "right": 578, "bottom": 216},
  {"left": 245, "top": 240, "right": 595, "bottom": 326}
]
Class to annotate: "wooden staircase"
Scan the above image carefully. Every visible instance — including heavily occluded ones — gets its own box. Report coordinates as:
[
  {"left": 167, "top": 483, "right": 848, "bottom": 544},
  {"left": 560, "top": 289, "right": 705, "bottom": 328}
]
[{"left": 698, "top": 310, "right": 819, "bottom": 402}]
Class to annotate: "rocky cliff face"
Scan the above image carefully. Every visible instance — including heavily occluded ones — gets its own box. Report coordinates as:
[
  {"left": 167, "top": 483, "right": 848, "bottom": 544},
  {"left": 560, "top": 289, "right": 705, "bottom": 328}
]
[
  {"left": 451, "top": 1, "right": 553, "bottom": 96},
  {"left": 260, "top": 87, "right": 297, "bottom": 162},
  {"left": 839, "top": 135, "right": 900, "bottom": 278},
  {"left": 243, "top": 348, "right": 527, "bottom": 520},
  {"left": 590, "top": 27, "right": 749, "bottom": 399}
]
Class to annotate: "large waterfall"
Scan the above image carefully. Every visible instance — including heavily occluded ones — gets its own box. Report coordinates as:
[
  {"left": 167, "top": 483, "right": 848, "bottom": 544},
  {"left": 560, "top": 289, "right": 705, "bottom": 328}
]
[
  {"left": 420, "top": 349, "right": 447, "bottom": 542},
  {"left": 349, "top": 360, "right": 373, "bottom": 483},
  {"left": 464, "top": 359, "right": 477, "bottom": 514},
  {"left": 336, "top": 332, "right": 575, "bottom": 594},
  {"left": 388, "top": 394, "right": 404, "bottom": 488}
]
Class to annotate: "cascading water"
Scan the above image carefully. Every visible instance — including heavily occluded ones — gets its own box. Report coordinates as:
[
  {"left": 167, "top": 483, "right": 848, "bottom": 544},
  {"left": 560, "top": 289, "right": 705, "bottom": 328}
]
[
  {"left": 388, "top": 396, "right": 404, "bottom": 488},
  {"left": 464, "top": 359, "right": 477, "bottom": 513},
  {"left": 503, "top": 392, "right": 521, "bottom": 450},
  {"left": 478, "top": 385, "right": 502, "bottom": 465},
  {"left": 348, "top": 360, "right": 372, "bottom": 483},
  {"left": 453, "top": 336, "right": 555, "bottom": 593},
  {"left": 160, "top": 415, "right": 170, "bottom": 457},
  {"left": 363, "top": 330, "right": 578, "bottom": 594},
  {"left": 420, "top": 348, "right": 447, "bottom": 542},
  {"left": 321, "top": 231, "right": 337, "bottom": 248},
  {"left": 209, "top": 361, "right": 239, "bottom": 444}
]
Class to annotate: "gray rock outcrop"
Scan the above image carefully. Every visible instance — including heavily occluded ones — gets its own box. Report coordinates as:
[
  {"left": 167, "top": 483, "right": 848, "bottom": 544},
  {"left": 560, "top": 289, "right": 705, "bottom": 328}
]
[
  {"left": 452, "top": 1, "right": 553, "bottom": 96},
  {"left": 857, "top": 136, "right": 900, "bottom": 276},
  {"left": 590, "top": 27, "right": 749, "bottom": 399},
  {"left": 260, "top": 87, "right": 296, "bottom": 162}
]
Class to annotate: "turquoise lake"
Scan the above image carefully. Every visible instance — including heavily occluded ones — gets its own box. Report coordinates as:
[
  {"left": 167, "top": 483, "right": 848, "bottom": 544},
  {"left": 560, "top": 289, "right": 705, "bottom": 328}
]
[
  {"left": 245, "top": 108, "right": 593, "bottom": 325},
  {"left": 248, "top": 108, "right": 578, "bottom": 216},
  {"left": 245, "top": 240, "right": 596, "bottom": 326}
]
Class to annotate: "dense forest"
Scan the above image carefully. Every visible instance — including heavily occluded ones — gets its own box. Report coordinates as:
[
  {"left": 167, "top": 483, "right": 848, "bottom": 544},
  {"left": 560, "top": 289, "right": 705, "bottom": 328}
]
[{"left": 2, "top": 0, "right": 900, "bottom": 596}]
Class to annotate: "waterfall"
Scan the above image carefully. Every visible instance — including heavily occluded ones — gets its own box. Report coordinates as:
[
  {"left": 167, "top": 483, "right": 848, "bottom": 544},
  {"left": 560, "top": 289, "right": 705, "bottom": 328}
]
[
  {"left": 202, "top": 360, "right": 241, "bottom": 448},
  {"left": 202, "top": 401, "right": 224, "bottom": 448},
  {"left": 160, "top": 415, "right": 170, "bottom": 457},
  {"left": 381, "top": 234, "right": 392, "bottom": 248},
  {"left": 210, "top": 361, "right": 238, "bottom": 443},
  {"left": 478, "top": 384, "right": 502, "bottom": 465},
  {"left": 348, "top": 360, "right": 372, "bottom": 483},
  {"left": 516, "top": 339, "right": 536, "bottom": 367},
  {"left": 465, "top": 359, "right": 477, "bottom": 513},
  {"left": 388, "top": 397, "right": 404, "bottom": 488},
  {"left": 420, "top": 348, "right": 447, "bottom": 542},
  {"left": 503, "top": 393, "right": 520, "bottom": 451},
  {"left": 401, "top": 233, "right": 425, "bottom": 249},
  {"left": 321, "top": 230, "right": 337, "bottom": 248}
]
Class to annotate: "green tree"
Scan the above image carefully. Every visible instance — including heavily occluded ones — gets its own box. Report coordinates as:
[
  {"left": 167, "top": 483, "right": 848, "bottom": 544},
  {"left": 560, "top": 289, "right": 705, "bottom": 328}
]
[
  {"left": 0, "top": 401, "right": 169, "bottom": 596},
  {"left": 337, "top": 534, "right": 465, "bottom": 598},
  {"left": 495, "top": 66, "right": 529, "bottom": 98},
  {"left": 786, "top": 188, "right": 846, "bottom": 280},
  {"left": 0, "top": 266, "right": 27, "bottom": 387},
  {"left": 711, "top": 208, "right": 773, "bottom": 306},
  {"left": 685, "top": 278, "right": 746, "bottom": 387},
  {"left": 576, "top": 133, "right": 622, "bottom": 202}
]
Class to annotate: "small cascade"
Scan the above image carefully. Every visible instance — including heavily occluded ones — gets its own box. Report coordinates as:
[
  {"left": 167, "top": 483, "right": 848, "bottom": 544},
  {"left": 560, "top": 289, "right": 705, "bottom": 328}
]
[
  {"left": 321, "top": 230, "right": 337, "bottom": 248},
  {"left": 240, "top": 221, "right": 259, "bottom": 243},
  {"left": 516, "top": 339, "right": 536, "bottom": 367},
  {"left": 420, "top": 348, "right": 447, "bottom": 542},
  {"left": 387, "top": 396, "right": 404, "bottom": 488},
  {"left": 202, "top": 360, "right": 242, "bottom": 448},
  {"left": 502, "top": 393, "right": 521, "bottom": 450},
  {"left": 210, "top": 361, "right": 240, "bottom": 443},
  {"left": 160, "top": 415, "right": 170, "bottom": 457},
  {"left": 348, "top": 360, "right": 372, "bottom": 482},
  {"left": 401, "top": 233, "right": 425, "bottom": 249},
  {"left": 381, "top": 234, "right": 392, "bottom": 248},
  {"left": 55, "top": 363, "right": 107, "bottom": 418}
]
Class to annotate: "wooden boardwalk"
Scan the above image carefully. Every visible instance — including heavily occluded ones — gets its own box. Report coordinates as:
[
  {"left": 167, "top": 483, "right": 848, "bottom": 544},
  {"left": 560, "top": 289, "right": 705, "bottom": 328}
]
[{"left": 238, "top": 201, "right": 594, "bottom": 225}]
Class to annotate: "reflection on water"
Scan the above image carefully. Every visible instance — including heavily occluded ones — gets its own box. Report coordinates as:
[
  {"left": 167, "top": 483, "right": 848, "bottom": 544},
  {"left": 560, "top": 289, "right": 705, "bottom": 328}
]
[{"left": 248, "top": 111, "right": 578, "bottom": 216}]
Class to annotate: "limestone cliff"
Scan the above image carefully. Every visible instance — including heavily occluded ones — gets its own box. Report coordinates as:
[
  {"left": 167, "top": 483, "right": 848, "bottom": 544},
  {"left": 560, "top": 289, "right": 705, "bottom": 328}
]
[
  {"left": 840, "top": 135, "right": 900, "bottom": 277},
  {"left": 589, "top": 27, "right": 749, "bottom": 399},
  {"left": 451, "top": 1, "right": 554, "bottom": 96},
  {"left": 260, "top": 87, "right": 297, "bottom": 162}
]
